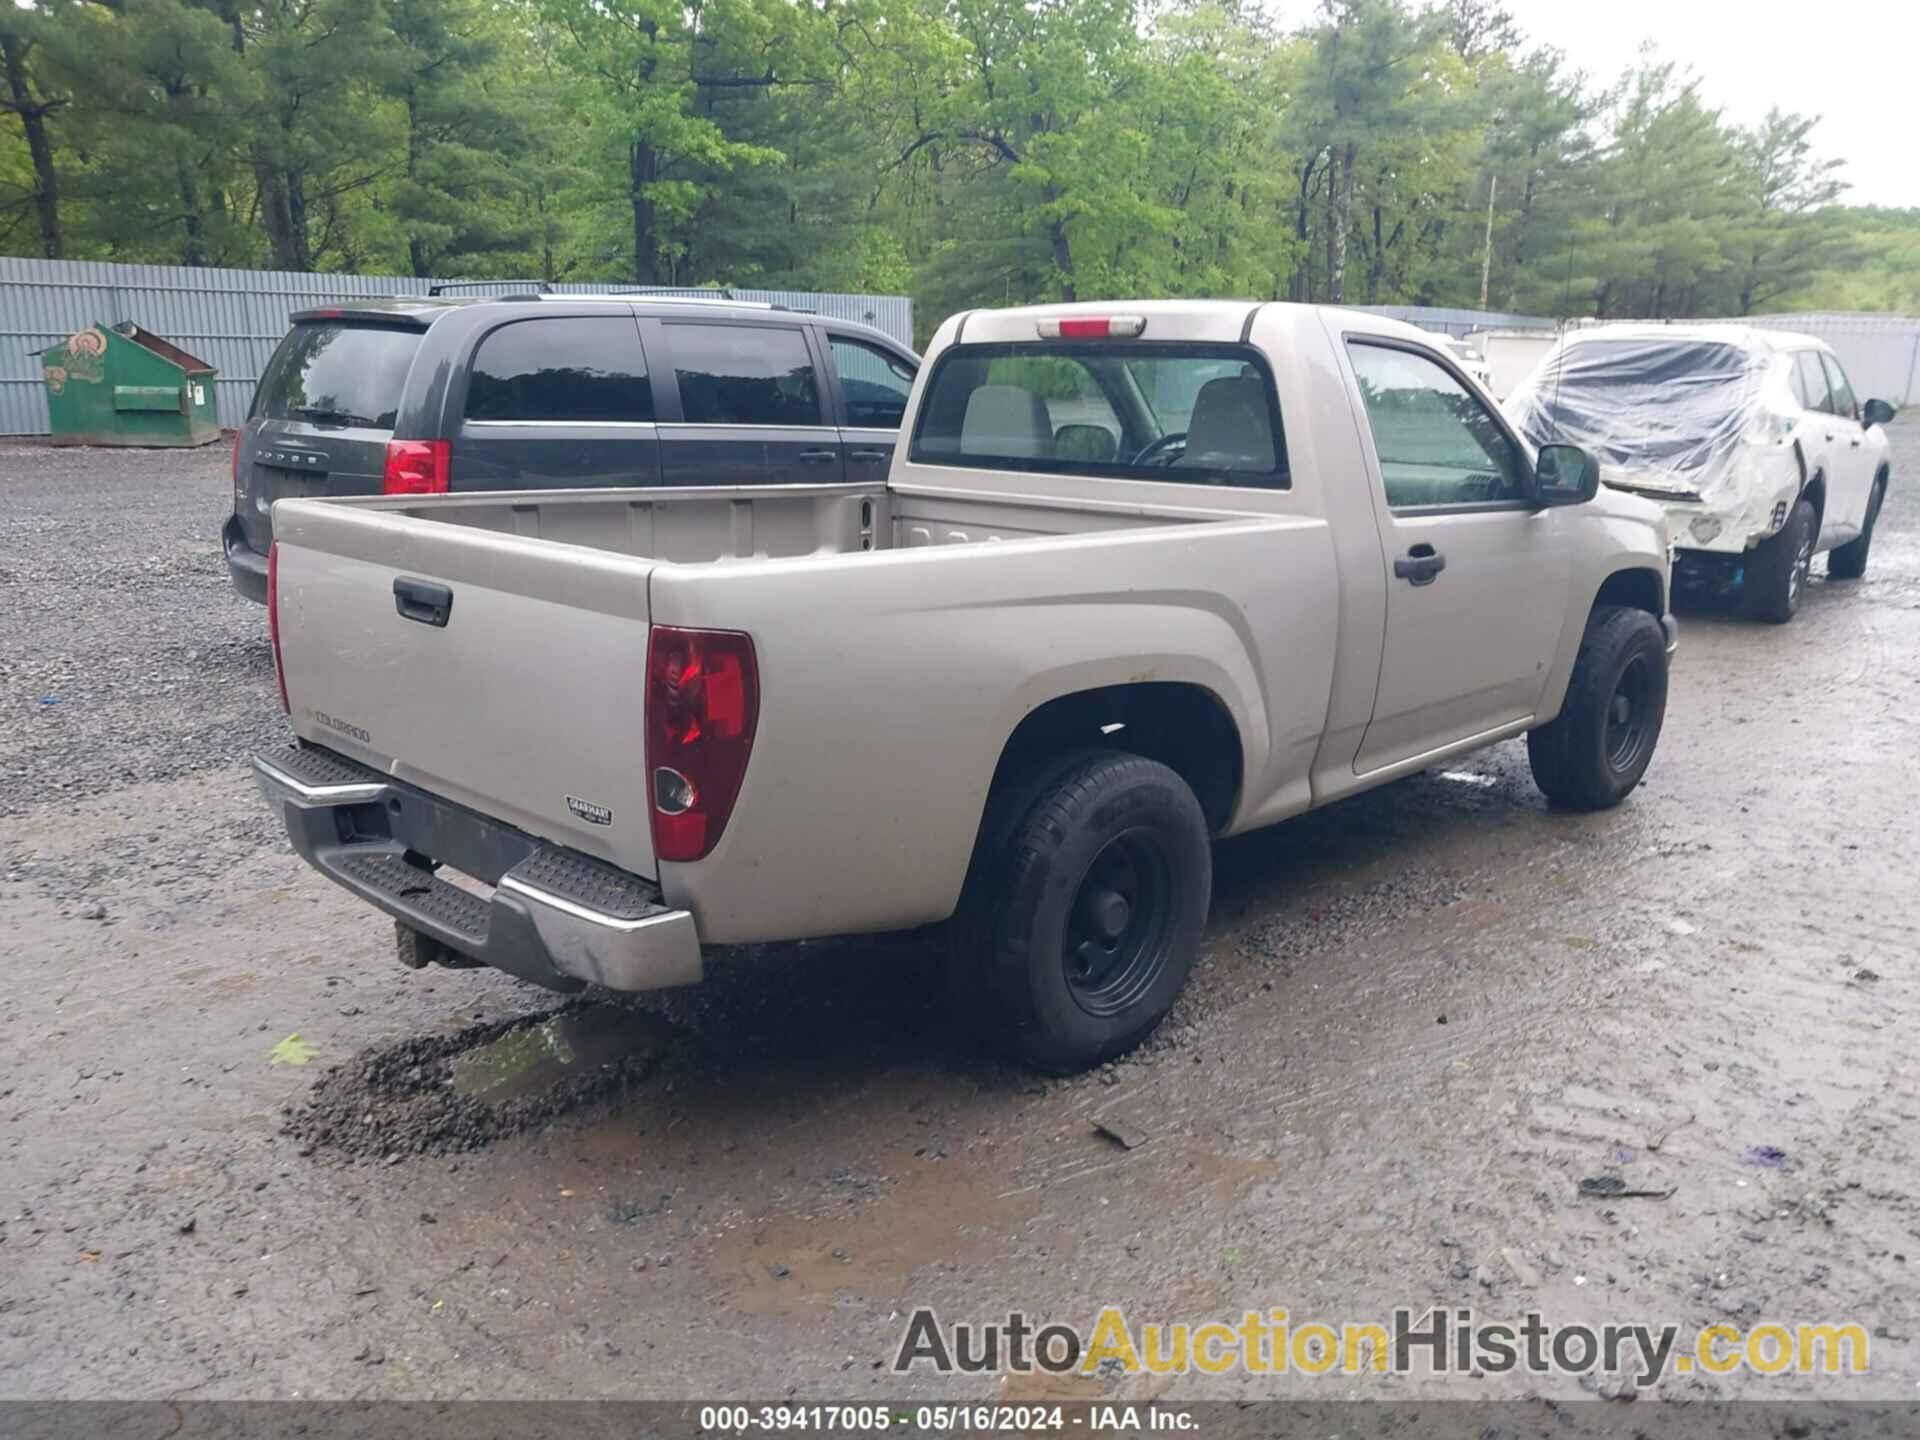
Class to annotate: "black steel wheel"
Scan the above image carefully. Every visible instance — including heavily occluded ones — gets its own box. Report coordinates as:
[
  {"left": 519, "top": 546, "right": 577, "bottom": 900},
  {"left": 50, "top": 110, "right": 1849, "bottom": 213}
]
[
  {"left": 1528, "top": 605, "right": 1669, "bottom": 811},
  {"left": 1602, "top": 652, "right": 1658, "bottom": 777},
  {"left": 1063, "top": 829, "right": 1175, "bottom": 1018},
  {"left": 951, "top": 750, "right": 1211, "bottom": 1073}
]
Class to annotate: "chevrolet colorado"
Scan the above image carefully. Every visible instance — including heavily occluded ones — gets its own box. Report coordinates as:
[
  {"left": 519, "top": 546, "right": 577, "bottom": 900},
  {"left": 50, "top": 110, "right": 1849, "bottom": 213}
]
[{"left": 255, "top": 301, "right": 1675, "bottom": 1071}]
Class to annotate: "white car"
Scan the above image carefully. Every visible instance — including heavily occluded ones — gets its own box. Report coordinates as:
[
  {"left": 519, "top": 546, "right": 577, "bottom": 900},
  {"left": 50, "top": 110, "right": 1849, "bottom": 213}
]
[
  {"left": 1507, "top": 325, "right": 1896, "bottom": 622},
  {"left": 1421, "top": 329, "right": 1495, "bottom": 393}
]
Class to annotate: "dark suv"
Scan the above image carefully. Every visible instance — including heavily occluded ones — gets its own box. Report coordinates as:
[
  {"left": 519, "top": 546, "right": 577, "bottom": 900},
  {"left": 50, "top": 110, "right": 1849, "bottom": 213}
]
[{"left": 223, "top": 294, "right": 920, "bottom": 602}]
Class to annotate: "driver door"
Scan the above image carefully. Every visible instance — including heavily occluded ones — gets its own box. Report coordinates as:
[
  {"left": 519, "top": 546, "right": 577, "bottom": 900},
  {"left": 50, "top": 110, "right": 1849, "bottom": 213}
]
[
  {"left": 827, "top": 332, "right": 918, "bottom": 487},
  {"left": 1345, "top": 339, "right": 1574, "bottom": 774}
]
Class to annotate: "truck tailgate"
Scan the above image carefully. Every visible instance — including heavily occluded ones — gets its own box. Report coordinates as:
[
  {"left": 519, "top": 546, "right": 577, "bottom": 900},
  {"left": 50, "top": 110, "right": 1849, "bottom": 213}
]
[{"left": 270, "top": 497, "right": 659, "bottom": 878}]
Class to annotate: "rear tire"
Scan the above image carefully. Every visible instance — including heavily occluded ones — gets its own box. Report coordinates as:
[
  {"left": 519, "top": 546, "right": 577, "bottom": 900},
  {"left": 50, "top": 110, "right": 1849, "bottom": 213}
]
[
  {"left": 1742, "top": 496, "right": 1817, "bottom": 623},
  {"left": 1827, "top": 477, "right": 1885, "bottom": 580},
  {"left": 1527, "top": 606, "right": 1668, "bottom": 811},
  {"left": 950, "top": 751, "right": 1211, "bottom": 1073}
]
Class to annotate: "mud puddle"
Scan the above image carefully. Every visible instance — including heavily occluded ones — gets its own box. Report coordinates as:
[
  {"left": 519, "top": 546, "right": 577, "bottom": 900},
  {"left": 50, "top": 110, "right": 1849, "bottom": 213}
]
[{"left": 285, "top": 1001, "right": 681, "bottom": 1161}]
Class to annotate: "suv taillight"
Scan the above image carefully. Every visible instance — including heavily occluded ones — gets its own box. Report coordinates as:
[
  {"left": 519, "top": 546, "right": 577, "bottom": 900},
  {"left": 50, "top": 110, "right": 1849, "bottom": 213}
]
[
  {"left": 382, "top": 439, "right": 450, "bottom": 495},
  {"left": 645, "top": 626, "right": 759, "bottom": 863},
  {"left": 266, "top": 541, "right": 289, "bottom": 714}
]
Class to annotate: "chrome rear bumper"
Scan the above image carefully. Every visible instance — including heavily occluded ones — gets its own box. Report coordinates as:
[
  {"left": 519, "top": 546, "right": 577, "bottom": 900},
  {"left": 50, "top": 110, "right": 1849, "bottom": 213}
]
[{"left": 254, "top": 745, "right": 701, "bottom": 994}]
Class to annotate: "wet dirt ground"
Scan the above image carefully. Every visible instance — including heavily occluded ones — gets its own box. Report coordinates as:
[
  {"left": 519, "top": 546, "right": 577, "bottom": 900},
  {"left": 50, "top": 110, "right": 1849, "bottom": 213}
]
[{"left": 2, "top": 429, "right": 1916, "bottom": 1404}]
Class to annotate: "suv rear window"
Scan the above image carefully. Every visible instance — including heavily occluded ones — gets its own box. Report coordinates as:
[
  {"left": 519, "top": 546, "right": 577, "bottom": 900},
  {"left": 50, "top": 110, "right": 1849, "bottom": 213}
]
[
  {"left": 253, "top": 322, "right": 423, "bottom": 429},
  {"left": 1515, "top": 338, "right": 1760, "bottom": 472},
  {"left": 909, "top": 342, "right": 1288, "bottom": 487}
]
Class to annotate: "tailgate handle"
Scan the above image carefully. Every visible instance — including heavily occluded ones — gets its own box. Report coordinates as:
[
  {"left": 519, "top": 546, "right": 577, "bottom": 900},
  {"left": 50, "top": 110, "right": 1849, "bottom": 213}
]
[{"left": 393, "top": 576, "right": 454, "bottom": 628}]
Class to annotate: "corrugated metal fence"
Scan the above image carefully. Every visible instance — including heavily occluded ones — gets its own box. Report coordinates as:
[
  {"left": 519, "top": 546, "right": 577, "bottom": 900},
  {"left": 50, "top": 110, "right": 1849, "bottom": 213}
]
[
  {"left": 0, "top": 256, "right": 914, "bottom": 436},
  {"left": 1355, "top": 304, "right": 1555, "bottom": 338},
  {"left": 1746, "top": 313, "right": 1920, "bottom": 407}
]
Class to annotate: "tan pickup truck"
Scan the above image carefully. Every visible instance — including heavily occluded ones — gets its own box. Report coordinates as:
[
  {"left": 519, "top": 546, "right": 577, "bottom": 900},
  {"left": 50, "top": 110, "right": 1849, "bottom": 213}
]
[{"left": 256, "top": 300, "right": 1676, "bottom": 1071}]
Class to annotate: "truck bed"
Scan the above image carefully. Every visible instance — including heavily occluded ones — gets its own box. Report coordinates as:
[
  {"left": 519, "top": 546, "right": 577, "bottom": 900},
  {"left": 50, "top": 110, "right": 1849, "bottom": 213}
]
[
  {"left": 334, "top": 479, "right": 1230, "bottom": 563},
  {"left": 267, "top": 479, "right": 1310, "bottom": 901}
]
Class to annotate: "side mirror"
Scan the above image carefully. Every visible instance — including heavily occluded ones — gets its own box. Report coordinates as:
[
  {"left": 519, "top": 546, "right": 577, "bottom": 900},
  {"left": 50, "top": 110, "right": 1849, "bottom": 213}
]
[
  {"left": 1533, "top": 442, "right": 1599, "bottom": 507},
  {"left": 1863, "top": 398, "right": 1897, "bottom": 428},
  {"left": 1054, "top": 423, "right": 1118, "bottom": 462}
]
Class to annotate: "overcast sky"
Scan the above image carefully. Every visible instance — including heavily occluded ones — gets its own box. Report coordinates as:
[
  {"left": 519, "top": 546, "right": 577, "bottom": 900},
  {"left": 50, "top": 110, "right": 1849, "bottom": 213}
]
[{"left": 1496, "top": 0, "right": 1920, "bottom": 208}]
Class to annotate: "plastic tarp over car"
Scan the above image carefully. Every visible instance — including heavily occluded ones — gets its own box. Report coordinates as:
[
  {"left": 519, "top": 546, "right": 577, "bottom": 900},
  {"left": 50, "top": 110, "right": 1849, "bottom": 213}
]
[{"left": 1505, "top": 336, "right": 1769, "bottom": 501}]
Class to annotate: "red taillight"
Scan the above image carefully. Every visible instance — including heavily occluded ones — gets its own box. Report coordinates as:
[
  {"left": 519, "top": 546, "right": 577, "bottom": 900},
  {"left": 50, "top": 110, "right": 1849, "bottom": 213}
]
[
  {"left": 382, "top": 439, "right": 450, "bottom": 495},
  {"left": 230, "top": 428, "right": 240, "bottom": 486},
  {"left": 1037, "top": 315, "right": 1147, "bottom": 340},
  {"left": 644, "top": 626, "right": 759, "bottom": 863},
  {"left": 266, "top": 541, "right": 290, "bottom": 714}
]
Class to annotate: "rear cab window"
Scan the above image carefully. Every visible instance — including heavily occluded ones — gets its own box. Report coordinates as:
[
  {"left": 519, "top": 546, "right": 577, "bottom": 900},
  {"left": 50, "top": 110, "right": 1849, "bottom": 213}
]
[
  {"left": 908, "top": 342, "right": 1289, "bottom": 488},
  {"left": 253, "top": 322, "right": 424, "bottom": 429},
  {"left": 666, "top": 324, "right": 823, "bottom": 426},
  {"left": 464, "top": 317, "right": 652, "bottom": 422}
]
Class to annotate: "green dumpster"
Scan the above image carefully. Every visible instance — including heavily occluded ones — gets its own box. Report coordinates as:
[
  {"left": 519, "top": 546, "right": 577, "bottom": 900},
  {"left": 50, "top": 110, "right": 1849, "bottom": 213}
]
[{"left": 40, "top": 321, "right": 221, "bottom": 447}]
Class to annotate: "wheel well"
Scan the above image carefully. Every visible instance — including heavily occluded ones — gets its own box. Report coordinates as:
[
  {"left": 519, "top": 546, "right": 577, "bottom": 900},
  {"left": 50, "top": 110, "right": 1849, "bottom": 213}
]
[
  {"left": 1593, "top": 566, "right": 1664, "bottom": 619},
  {"left": 1801, "top": 473, "right": 1826, "bottom": 528},
  {"left": 991, "top": 683, "right": 1242, "bottom": 833}
]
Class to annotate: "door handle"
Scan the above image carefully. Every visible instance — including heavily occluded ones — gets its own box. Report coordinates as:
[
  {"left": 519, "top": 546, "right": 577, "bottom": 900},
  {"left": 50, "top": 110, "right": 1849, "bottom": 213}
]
[
  {"left": 1393, "top": 544, "right": 1446, "bottom": 587},
  {"left": 393, "top": 576, "right": 453, "bottom": 627},
  {"left": 848, "top": 449, "right": 890, "bottom": 463},
  {"left": 797, "top": 448, "right": 839, "bottom": 464}
]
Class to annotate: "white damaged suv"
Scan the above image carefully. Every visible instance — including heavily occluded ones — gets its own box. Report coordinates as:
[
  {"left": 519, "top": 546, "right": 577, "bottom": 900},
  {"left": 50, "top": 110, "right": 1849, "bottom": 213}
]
[{"left": 1508, "top": 326, "right": 1895, "bottom": 622}]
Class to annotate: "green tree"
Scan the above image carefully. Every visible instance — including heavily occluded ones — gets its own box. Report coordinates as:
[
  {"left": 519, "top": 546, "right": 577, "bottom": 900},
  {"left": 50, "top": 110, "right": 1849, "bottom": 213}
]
[
  {"left": 384, "top": 0, "right": 536, "bottom": 276},
  {"left": 1724, "top": 108, "right": 1849, "bottom": 315},
  {"left": 0, "top": 1, "right": 78, "bottom": 257},
  {"left": 539, "top": 0, "right": 836, "bottom": 284},
  {"left": 52, "top": 0, "right": 251, "bottom": 265}
]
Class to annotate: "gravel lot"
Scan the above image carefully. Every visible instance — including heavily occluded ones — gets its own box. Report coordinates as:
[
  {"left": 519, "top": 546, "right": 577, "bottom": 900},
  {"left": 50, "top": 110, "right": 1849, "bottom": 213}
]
[{"left": 2, "top": 429, "right": 1917, "bottom": 1410}]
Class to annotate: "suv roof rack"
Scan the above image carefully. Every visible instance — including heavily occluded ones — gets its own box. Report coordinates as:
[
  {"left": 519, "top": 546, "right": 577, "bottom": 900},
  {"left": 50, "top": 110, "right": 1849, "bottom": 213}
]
[
  {"left": 424, "top": 282, "right": 825, "bottom": 316},
  {"left": 427, "top": 279, "right": 554, "bottom": 297},
  {"left": 562, "top": 290, "right": 783, "bottom": 310}
]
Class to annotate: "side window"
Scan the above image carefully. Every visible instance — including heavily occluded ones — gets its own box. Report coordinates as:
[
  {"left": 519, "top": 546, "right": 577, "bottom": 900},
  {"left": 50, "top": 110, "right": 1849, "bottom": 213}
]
[
  {"left": 1345, "top": 342, "right": 1528, "bottom": 509},
  {"left": 464, "top": 318, "right": 651, "bottom": 423},
  {"left": 828, "top": 336, "right": 915, "bottom": 429},
  {"left": 1794, "top": 352, "right": 1834, "bottom": 416},
  {"left": 668, "top": 324, "right": 822, "bottom": 427},
  {"left": 1788, "top": 356, "right": 1815, "bottom": 409},
  {"left": 1819, "top": 353, "right": 1857, "bottom": 420}
]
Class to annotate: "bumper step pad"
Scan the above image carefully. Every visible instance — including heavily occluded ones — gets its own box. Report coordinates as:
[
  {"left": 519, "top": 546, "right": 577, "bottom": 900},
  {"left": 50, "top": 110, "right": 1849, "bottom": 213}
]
[
  {"left": 335, "top": 852, "right": 490, "bottom": 945},
  {"left": 507, "top": 847, "right": 665, "bottom": 921},
  {"left": 264, "top": 743, "right": 384, "bottom": 790}
]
